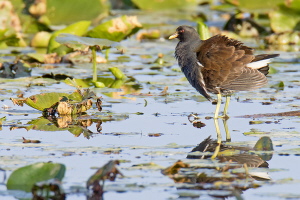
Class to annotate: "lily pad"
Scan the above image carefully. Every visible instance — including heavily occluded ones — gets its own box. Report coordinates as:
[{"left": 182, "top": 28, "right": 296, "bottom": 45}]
[
  {"left": 226, "top": 0, "right": 284, "bottom": 12},
  {"left": 87, "top": 15, "right": 142, "bottom": 42},
  {"left": 11, "top": 92, "right": 70, "bottom": 111},
  {"left": 47, "top": 20, "right": 91, "bottom": 54},
  {"left": 131, "top": 0, "right": 199, "bottom": 10},
  {"left": 7, "top": 162, "right": 65, "bottom": 192},
  {"left": 11, "top": 87, "right": 99, "bottom": 115},
  {"left": 269, "top": 5, "right": 300, "bottom": 33},
  {"left": 55, "top": 33, "right": 122, "bottom": 51}
]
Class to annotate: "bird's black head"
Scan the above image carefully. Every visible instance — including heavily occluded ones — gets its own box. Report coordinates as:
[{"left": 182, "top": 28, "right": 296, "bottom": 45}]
[{"left": 169, "top": 25, "right": 199, "bottom": 42}]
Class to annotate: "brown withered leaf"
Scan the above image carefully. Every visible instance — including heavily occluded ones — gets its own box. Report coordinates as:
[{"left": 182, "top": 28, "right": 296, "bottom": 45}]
[
  {"left": 22, "top": 137, "right": 41, "bottom": 143},
  {"left": 161, "top": 160, "right": 189, "bottom": 175}
]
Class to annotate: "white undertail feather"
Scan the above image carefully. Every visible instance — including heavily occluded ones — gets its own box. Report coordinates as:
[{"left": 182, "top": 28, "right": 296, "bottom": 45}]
[
  {"left": 246, "top": 58, "right": 272, "bottom": 69},
  {"left": 249, "top": 172, "right": 271, "bottom": 180}
]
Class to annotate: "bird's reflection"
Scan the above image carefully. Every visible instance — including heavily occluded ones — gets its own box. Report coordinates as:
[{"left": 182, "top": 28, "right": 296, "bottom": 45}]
[{"left": 164, "top": 114, "right": 274, "bottom": 199}]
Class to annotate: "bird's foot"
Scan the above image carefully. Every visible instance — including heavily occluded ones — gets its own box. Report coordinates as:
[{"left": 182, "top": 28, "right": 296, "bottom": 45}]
[
  {"left": 188, "top": 113, "right": 200, "bottom": 123},
  {"left": 213, "top": 114, "right": 230, "bottom": 120},
  {"left": 220, "top": 114, "right": 230, "bottom": 120}
]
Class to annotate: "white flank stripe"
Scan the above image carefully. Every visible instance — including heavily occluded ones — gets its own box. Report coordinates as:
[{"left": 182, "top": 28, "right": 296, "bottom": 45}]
[
  {"left": 246, "top": 59, "right": 272, "bottom": 69},
  {"left": 197, "top": 61, "right": 204, "bottom": 68}
]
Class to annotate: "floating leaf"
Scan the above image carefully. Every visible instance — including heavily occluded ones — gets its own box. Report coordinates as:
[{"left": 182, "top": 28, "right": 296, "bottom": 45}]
[
  {"left": 269, "top": 5, "right": 300, "bottom": 33},
  {"left": 55, "top": 33, "right": 122, "bottom": 51},
  {"left": 254, "top": 136, "right": 274, "bottom": 151},
  {"left": 87, "top": 15, "right": 142, "bottom": 42},
  {"left": 11, "top": 92, "right": 70, "bottom": 111},
  {"left": 131, "top": 0, "right": 198, "bottom": 10},
  {"left": 7, "top": 162, "right": 65, "bottom": 192},
  {"left": 226, "top": 0, "right": 284, "bottom": 12},
  {"left": 47, "top": 21, "right": 91, "bottom": 54},
  {"left": 244, "top": 130, "right": 267, "bottom": 135},
  {"left": 11, "top": 88, "right": 99, "bottom": 115},
  {"left": 26, "top": 53, "right": 61, "bottom": 64}
]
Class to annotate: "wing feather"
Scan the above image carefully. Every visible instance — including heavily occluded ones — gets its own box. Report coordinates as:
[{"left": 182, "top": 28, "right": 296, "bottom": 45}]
[{"left": 194, "top": 35, "right": 268, "bottom": 93}]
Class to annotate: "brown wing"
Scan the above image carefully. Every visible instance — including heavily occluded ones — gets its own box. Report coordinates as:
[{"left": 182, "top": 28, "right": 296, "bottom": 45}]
[
  {"left": 221, "top": 67, "right": 268, "bottom": 91},
  {"left": 195, "top": 35, "right": 262, "bottom": 93}
]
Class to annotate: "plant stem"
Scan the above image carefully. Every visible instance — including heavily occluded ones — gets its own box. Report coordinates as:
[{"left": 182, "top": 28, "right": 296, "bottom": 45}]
[{"left": 92, "top": 46, "right": 97, "bottom": 82}]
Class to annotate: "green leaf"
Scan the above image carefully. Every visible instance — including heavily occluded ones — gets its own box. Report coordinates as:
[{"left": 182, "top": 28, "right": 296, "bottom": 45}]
[
  {"left": 197, "top": 21, "right": 210, "bottom": 40},
  {"left": 24, "top": 92, "right": 70, "bottom": 111},
  {"left": 47, "top": 20, "right": 91, "bottom": 54},
  {"left": 7, "top": 162, "right": 65, "bottom": 192},
  {"left": 109, "top": 67, "right": 127, "bottom": 80},
  {"left": 30, "top": 31, "right": 52, "bottom": 48},
  {"left": 26, "top": 53, "right": 47, "bottom": 63},
  {"left": 254, "top": 136, "right": 274, "bottom": 151},
  {"left": 269, "top": 5, "right": 300, "bottom": 33},
  {"left": 131, "top": 0, "right": 198, "bottom": 10},
  {"left": 270, "top": 81, "right": 284, "bottom": 90},
  {"left": 226, "top": 0, "right": 284, "bottom": 12},
  {"left": 55, "top": 33, "right": 121, "bottom": 51},
  {"left": 45, "top": 0, "right": 110, "bottom": 25},
  {"left": 87, "top": 15, "right": 142, "bottom": 42},
  {"left": 11, "top": 88, "right": 97, "bottom": 115}
]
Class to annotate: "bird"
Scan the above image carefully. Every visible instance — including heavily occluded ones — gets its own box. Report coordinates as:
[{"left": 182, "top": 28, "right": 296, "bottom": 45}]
[{"left": 169, "top": 25, "right": 279, "bottom": 118}]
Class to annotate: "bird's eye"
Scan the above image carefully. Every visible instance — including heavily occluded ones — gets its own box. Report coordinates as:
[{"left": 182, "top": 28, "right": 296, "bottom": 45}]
[{"left": 179, "top": 29, "right": 184, "bottom": 33}]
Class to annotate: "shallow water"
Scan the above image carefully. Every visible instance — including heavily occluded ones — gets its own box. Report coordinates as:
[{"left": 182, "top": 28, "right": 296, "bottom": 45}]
[{"left": 1, "top": 14, "right": 300, "bottom": 200}]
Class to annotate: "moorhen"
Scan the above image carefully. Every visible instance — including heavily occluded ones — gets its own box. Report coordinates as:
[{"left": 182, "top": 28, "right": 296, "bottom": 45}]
[{"left": 169, "top": 25, "right": 279, "bottom": 118}]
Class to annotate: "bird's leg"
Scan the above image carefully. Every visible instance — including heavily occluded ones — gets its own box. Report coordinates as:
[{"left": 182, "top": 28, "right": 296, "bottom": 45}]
[
  {"left": 214, "top": 88, "right": 222, "bottom": 119},
  {"left": 223, "top": 118, "right": 231, "bottom": 142},
  {"left": 222, "top": 95, "right": 231, "bottom": 119},
  {"left": 211, "top": 118, "right": 222, "bottom": 159}
]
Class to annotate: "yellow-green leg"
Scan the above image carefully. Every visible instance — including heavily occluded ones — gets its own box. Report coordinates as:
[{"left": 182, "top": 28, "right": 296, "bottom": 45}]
[
  {"left": 211, "top": 118, "right": 222, "bottom": 159},
  {"left": 214, "top": 92, "right": 222, "bottom": 119},
  {"left": 223, "top": 118, "right": 231, "bottom": 142},
  {"left": 223, "top": 95, "right": 231, "bottom": 119}
]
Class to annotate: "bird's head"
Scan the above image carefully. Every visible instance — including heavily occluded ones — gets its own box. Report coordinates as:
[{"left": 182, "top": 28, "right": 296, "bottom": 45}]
[{"left": 169, "top": 25, "right": 199, "bottom": 42}]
